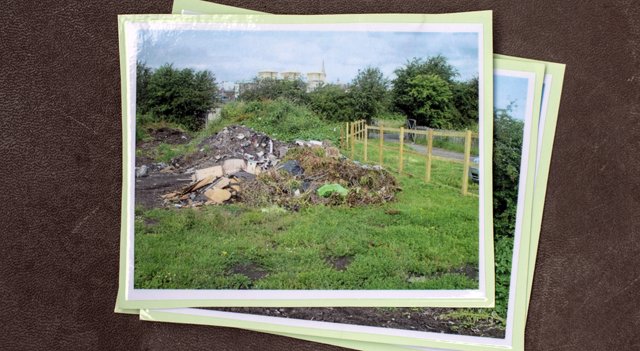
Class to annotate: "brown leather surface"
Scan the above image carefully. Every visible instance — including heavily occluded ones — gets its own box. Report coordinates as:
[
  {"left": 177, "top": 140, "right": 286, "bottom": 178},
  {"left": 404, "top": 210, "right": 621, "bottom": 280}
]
[{"left": 1, "top": 1, "right": 639, "bottom": 350}]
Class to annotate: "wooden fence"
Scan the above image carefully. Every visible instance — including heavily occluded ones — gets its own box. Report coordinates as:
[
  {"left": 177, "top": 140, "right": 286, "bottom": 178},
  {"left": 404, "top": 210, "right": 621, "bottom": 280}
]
[{"left": 341, "top": 120, "right": 479, "bottom": 196}]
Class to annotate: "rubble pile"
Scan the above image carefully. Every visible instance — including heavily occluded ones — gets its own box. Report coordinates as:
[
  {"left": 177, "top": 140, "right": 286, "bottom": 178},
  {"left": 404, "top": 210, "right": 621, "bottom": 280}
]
[
  {"left": 146, "top": 125, "right": 399, "bottom": 209},
  {"left": 172, "top": 125, "right": 289, "bottom": 171}
]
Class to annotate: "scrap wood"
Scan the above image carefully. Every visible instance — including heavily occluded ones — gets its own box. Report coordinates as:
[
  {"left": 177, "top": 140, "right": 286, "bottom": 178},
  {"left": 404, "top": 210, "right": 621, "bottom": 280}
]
[
  {"left": 204, "top": 188, "right": 232, "bottom": 204},
  {"left": 193, "top": 165, "right": 223, "bottom": 182},
  {"left": 181, "top": 174, "right": 215, "bottom": 194}
]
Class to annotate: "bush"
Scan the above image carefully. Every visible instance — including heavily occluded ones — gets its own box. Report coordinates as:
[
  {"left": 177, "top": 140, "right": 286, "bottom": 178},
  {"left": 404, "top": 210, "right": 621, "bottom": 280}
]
[
  {"left": 308, "top": 84, "right": 355, "bottom": 122},
  {"left": 137, "top": 62, "right": 219, "bottom": 131},
  {"left": 239, "top": 78, "right": 309, "bottom": 105},
  {"left": 493, "top": 108, "right": 525, "bottom": 240}
]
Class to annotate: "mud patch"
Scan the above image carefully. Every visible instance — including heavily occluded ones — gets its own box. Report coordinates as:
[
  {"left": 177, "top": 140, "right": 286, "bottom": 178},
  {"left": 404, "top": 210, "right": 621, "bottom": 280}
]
[
  {"left": 135, "top": 173, "right": 193, "bottom": 209},
  {"left": 325, "top": 256, "right": 353, "bottom": 271},
  {"left": 408, "top": 264, "right": 479, "bottom": 283},
  {"left": 215, "top": 307, "right": 505, "bottom": 338},
  {"left": 143, "top": 217, "right": 159, "bottom": 227},
  {"left": 229, "top": 263, "right": 268, "bottom": 281}
]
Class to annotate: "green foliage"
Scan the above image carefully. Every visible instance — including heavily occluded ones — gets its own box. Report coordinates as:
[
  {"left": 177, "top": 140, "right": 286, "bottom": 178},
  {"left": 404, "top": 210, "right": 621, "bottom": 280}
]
[
  {"left": 349, "top": 66, "right": 390, "bottom": 122},
  {"left": 391, "top": 55, "right": 477, "bottom": 129},
  {"left": 137, "top": 62, "right": 219, "bottom": 131},
  {"left": 493, "top": 105, "right": 524, "bottom": 240},
  {"left": 407, "top": 74, "right": 458, "bottom": 129},
  {"left": 239, "top": 78, "right": 309, "bottom": 104},
  {"left": 221, "top": 99, "right": 340, "bottom": 143},
  {"left": 494, "top": 235, "right": 514, "bottom": 318},
  {"left": 136, "top": 62, "right": 152, "bottom": 114},
  {"left": 452, "top": 77, "right": 480, "bottom": 127},
  {"left": 307, "top": 84, "right": 355, "bottom": 122}
]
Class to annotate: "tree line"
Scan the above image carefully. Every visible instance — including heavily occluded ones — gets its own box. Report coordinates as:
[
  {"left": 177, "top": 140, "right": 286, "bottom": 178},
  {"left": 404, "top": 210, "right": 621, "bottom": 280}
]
[{"left": 136, "top": 55, "right": 479, "bottom": 131}]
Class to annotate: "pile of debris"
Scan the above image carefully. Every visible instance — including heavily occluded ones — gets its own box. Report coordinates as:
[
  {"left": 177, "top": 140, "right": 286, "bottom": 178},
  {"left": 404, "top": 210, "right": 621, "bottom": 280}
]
[
  {"left": 161, "top": 159, "right": 257, "bottom": 207},
  {"left": 239, "top": 147, "right": 399, "bottom": 209},
  {"left": 148, "top": 125, "right": 399, "bottom": 209},
  {"left": 171, "top": 125, "right": 290, "bottom": 172}
]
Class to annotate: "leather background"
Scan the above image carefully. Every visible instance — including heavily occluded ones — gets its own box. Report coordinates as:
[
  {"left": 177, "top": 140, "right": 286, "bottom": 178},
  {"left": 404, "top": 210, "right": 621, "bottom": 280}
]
[{"left": 1, "top": 1, "right": 639, "bottom": 350}]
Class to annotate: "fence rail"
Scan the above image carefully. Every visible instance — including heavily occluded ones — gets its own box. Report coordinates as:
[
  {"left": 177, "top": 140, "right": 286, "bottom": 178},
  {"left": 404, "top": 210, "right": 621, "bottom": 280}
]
[{"left": 341, "top": 120, "right": 478, "bottom": 196}]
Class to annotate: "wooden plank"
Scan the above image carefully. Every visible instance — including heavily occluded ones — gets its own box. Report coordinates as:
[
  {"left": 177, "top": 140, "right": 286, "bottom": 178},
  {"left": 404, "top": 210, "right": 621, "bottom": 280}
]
[
  {"left": 379, "top": 125, "right": 384, "bottom": 166},
  {"left": 461, "top": 130, "right": 472, "bottom": 195},
  {"left": 399, "top": 127, "right": 404, "bottom": 174},
  {"left": 350, "top": 122, "right": 355, "bottom": 159},
  {"left": 363, "top": 124, "right": 368, "bottom": 161},
  {"left": 426, "top": 129, "right": 433, "bottom": 182},
  {"left": 345, "top": 122, "right": 349, "bottom": 147}
]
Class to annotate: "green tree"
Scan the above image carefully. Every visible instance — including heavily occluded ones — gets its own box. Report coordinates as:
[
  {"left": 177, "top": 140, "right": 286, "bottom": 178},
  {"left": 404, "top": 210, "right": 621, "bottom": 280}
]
[
  {"left": 136, "top": 61, "right": 153, "bottom": 114},
  {"left": 392, "top": 55, "right": 459, "bottom": 122},
  {"left": 307, "top": 84, "right": 355, "bottom": 122},
  {"left": 239, "top": 77, "right": 308, "bottom": 104},
  {"left": 144, "top": 64, "right": 218, "bottom": 131},
  {"left": 349, "top": 67, "right": 390, "bottom": 122},
  {"left": 406, "top": 74, "right": 457, "bottom": 128},
  {"left": 452, "top": 76, "right": 479, "bottom": 128}
]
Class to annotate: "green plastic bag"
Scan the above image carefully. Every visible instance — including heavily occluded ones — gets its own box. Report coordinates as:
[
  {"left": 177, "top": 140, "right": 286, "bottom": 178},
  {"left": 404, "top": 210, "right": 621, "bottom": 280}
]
[{"left": 317, "top": 183, "right": 349, "bottom": 197}]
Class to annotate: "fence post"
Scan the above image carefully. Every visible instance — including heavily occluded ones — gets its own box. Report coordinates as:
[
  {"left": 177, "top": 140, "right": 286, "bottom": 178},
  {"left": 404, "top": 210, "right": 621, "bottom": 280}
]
[
  {"left": 399, "top": 127, "right": 404, "bottom": 174},
  {"left": 340, "top": 124, "right": 344, "bottom": 148},
  {"left": 345, "top": 122, "right": 349, "bottom": 149},
  {"left": 461, "top": 130, "right": 472, "bottom": 195},
  {"left": 363, "top": 124, "right": 368, "bottom": 162},
  {"left": 350, "top": 121, "right": 355, "bottom": 159},
  {"left": 378, "top": 125, "right": 384, "bottom": 166},
  {"left": 425, "top": 129, "right": 433, "bottom": 182}
]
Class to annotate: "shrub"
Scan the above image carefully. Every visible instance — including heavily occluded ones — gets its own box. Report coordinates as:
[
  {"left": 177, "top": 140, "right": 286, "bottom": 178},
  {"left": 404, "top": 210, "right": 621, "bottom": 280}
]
[
  {"left": 493, "top": 108, "right": 525, "bottom": 240},
  {"left": 137, "top": 62, "right": 219, "bottom": 131},
  {"left": 308, "top": 84, "right": 355, "bottom": 122},
  {"left": 239, "top": 78, "right": 309, "bottom": 105}
]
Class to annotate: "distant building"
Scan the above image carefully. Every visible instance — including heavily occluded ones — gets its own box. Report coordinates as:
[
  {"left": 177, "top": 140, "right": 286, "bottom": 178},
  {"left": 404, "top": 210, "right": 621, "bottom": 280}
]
[
  {"left": 306, "top": 61, "right": 326, "bottom": 92},
  {"left": 258, "top": 70, "right": 278, "bottom": 80}
]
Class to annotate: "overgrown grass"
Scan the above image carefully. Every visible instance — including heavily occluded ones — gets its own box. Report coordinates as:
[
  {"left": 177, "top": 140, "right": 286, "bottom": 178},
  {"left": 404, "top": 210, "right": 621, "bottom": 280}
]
[
  {"left": 349, "top": 140, "right": 479, "bottom": 195},
  {"left": 135, "top": 144, "right": 479, "bottom": 290},
  {"left": 221, "top": 99, "right": 342, "bottom": 144}
]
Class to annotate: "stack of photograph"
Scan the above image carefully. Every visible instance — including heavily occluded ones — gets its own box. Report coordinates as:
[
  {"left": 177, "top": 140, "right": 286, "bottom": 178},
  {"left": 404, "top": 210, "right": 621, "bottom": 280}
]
[{"left": 115, "top": 1, "right": 566, "bottom": 350}]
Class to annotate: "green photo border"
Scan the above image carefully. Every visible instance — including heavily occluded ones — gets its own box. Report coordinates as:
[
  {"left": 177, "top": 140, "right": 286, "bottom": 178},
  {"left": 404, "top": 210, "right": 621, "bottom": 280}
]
[
  {"left": 138, "top": 54, "right": 545, "bottom": 350},
  {"left": 117, "top": 11, "right": 496, "bottom": 309}
]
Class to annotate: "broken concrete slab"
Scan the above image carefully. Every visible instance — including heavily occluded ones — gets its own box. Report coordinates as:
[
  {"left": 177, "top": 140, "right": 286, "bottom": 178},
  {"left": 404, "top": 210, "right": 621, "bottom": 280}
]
[
  {"left": 222, "top": 158, "right": 246, "bottom": 174},
  {"left": 231, "top": 170, "right": 256, "bottom": 181},
  {"left": 135, "top": 165, "right": 148, "bottom": 178}
]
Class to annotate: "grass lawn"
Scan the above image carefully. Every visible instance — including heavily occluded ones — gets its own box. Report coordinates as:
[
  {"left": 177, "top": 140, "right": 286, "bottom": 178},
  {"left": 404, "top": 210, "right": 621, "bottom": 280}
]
[{"left": 134, "top": 136, "right": 480, "bottom": 290}]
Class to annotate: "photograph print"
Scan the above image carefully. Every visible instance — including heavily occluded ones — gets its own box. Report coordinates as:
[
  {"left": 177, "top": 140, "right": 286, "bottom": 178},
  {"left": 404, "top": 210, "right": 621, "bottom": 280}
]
[{"left": 119, "top": 13, "right": 493, "bottom": 307}]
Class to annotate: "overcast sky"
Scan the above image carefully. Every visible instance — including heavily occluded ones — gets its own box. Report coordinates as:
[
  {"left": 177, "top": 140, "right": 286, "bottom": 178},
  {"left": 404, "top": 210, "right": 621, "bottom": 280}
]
[
  {"left": 494, "top": 74, "right": 529, "bottom": 121},
  {"left": 137, "top": 29, "right": 479, "bottom": 85}
]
